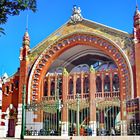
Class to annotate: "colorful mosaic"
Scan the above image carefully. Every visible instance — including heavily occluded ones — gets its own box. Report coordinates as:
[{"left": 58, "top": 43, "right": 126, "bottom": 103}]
[{"left": 28, "top": 21, "right": 134, "bottom": 66}]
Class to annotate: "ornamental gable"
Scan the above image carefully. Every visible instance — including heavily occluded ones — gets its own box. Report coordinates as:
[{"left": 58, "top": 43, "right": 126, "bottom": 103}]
[{"left": 28, "top": 19, "right": 134, "bottom": 66}]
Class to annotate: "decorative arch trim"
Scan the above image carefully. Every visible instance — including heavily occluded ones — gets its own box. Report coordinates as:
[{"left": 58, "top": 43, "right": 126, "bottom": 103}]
[{"left": 28, "top": 32, "right": 133, "bottom": 103}]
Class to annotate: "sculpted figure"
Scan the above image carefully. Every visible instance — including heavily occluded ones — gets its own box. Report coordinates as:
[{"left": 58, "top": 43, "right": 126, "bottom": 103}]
[{"left": 70, "top": 6, "right": 83, "bottom": 24}]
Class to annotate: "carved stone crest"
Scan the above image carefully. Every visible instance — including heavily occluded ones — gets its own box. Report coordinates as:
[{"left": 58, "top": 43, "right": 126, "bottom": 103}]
[{"left": 69, "top": 6, "right": 83, "bottom": 24}]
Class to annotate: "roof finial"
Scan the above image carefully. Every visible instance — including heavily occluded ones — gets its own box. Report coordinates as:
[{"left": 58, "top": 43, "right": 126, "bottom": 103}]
[
  {"left": 69, "top": 5, "right": 83, "bottom": 24},
  {"left": 23, "top": 14, "right": 30, "bottom": 47},
  {"left": 134, "top": 0, "right": 140, "bottom": 15},
  {"left": 23, "top": 14, "right": 30, "bottom": 41},
  {"left": 26, "top": 14, "right": 29, "bottom": 32},
  {"left": 136, "top": 0, "right": 138, "bottom": 6},
  {"left": 136, "top": 0, "right": 139, "bottom": 11}
]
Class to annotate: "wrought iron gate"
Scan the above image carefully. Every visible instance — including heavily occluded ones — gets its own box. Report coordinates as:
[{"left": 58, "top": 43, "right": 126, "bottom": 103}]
[
  {"left": 24, "top": 98, "right": 140, "bottom": 136},
  {"left": 25, "top": 100, "right": 62, "bottom": 136}
]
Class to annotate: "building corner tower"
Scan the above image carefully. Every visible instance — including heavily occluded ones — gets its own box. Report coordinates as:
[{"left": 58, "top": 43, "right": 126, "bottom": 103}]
[
  {"left": 15, "top": 31, "right": 30, "bottom": 138},
  {"left": 133, "top": 5, "right": 140, "bottom": 97}
]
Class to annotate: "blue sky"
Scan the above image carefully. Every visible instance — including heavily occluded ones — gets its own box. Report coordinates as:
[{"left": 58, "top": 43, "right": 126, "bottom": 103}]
[{"left": 0, "top": 0, "right": 137, "bottom": 76}]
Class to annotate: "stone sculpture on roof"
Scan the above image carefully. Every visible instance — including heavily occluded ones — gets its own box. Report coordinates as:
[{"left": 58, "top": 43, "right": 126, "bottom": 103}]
[{"left": 69, "top": 5, "right": 83, "bottom": 24}]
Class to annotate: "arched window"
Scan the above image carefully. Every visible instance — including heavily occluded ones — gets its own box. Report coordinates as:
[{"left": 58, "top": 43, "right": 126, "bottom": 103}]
[
  {"left": 112, "top": 74, "right": 119, "bottom": 91},
  {"left": 69, "top": 79, "right": 73, "bottom": 94},
  {"left": 10, "top": 83, "right": 14, "bottom": 91},
  {"left": 71, "top": 64, "right": 89, "bottom": 73},
  {"left": 51, "top": 79, "right": 55, "bottom": 96},
  {"left": 76, "top": 78, "right": 81, "bottom": 94},
  {"left": 6, "top": 86, "right": 9, "bottom": 94},
  {"left": 104, "top": 75, "right": 110, "bottom": 92},
  {"left": 44, "top": 80, "right": 48, "bottom": 96},
  {"left": 83, "top": 77, "right": 89, "bottom": 93},
  {"left": 15, "top": 80, "right": 19, "bottom": 89},
  {"left": 96, "top": 76, "right": 102, "bottom": 92}
]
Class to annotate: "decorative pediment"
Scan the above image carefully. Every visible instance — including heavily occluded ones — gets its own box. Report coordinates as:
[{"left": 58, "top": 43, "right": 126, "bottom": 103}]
[{"left": 28, "top": 18, "right": 134, "bottom": 66}]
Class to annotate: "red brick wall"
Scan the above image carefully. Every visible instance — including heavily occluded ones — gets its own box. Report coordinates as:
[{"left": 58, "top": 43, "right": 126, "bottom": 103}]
[
  {"left": 2, "top": 75, "right": 19, "bottom": 112},
  {"left": 135, "top": 43, "right": 140, "bottom": 97}
]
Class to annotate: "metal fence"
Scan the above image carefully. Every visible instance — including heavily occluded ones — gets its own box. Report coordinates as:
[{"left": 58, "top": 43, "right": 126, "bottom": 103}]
[{"left": 24, "top": 98, "right": 140, "bottom": 136}]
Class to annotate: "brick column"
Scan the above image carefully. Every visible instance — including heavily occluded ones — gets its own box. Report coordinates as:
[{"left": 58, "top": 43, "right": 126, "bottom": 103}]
[
  {"left": 110, "top": 73, "right": 113, "bottom": 97},
  {"left": 15, "top": 59, "right": 28, "bottom": 138},
  {"left": 89, "top": 66, "right": 96, "bottom": 136},
  {"left": 120, "top": 74, "right": 127, "bottom": 136},
  {"left": 61, "top": 68, "right": 68, "bottom": 136},
  {"left": 101, "top": 73, "right": 104, "bottom": 98},
  {"left": 133, "top": 9, "right": 140, "bottom": 97},
  {"left": 73, "top": 73, "right": 76, "bottom": 98},
  {"left": 15, "top": 31, "right": 30, "bottom": 138},
  {"left": 99, "top": 110, "right": 104, "bottom": 128},
  {"left": 120, "top": 100, "right": 127, "bottom": 136},
  {"left": 81, "top": 72, "right": 84, "bottom": 98},
  {"left": 134, "top": 42, "right": 140, "bottom": 97},
  {"left": 47, "top": 75, "right": 51, "bottom": 97}
]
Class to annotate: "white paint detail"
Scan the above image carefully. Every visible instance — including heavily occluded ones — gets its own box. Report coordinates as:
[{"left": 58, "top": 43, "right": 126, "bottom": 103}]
[
  {"left": 26, "top": 111, "right": 43, "bottom": 134},
  {"left": 89, "top": 121, "right": 96, "bottom": 136},
  {"left": 15, "top": 125, "right": 22, "bottom": 138},
  {"left": 0, "top": 126, "right": 7, "bottom": 137},
  {"left": 121, "top": 120, "right": 127, "bottom": 136},
  {"left": 15, "top": 103, "right": 22, "bottom": 138},
  {"left": 61, "top": 122, "right": 68, "bottom": 136}
]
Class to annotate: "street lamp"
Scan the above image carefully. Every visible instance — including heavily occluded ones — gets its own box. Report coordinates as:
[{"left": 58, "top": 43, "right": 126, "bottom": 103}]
[{"left": 76, "top": 93, "right": 80, "bottom": 136}]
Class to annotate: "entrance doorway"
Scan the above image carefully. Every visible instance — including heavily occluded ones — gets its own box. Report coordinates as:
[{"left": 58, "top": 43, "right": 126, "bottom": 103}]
[{"left": 8, "top": 119, "right": 15, "bottom": 137}]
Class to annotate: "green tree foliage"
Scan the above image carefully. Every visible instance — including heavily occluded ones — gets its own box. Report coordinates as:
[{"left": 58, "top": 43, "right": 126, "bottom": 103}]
[{"left": 0, "top": 0, "right": 37, "bottom": 36}]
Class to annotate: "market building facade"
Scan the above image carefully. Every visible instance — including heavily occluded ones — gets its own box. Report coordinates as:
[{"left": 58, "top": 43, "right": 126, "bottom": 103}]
[{"left": 0, "top": 6, "right": 140, "bottom": 138}]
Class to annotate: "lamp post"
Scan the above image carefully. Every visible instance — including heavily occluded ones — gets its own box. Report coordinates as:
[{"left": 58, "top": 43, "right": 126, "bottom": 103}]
[
  {"left": 21, "top": 85, "right": 26, "bottom": 139},
  {"left": 76, "top": 93, "right": 80, "bottom": 136}
]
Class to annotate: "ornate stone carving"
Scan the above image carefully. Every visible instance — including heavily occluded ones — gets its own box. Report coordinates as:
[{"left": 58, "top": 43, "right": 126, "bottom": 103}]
[
  {"left": 63, "top": 68, "right": 69, "bottom": 76},
  {"left": 69, "top": 6, "right": 83, "bottom": 24},
  {"left": 90, "top": 65, "right": 95, "bottom": 73}
]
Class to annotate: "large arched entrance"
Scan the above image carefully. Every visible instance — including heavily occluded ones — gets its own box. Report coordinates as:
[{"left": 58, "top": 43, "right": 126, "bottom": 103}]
[{"left": 26, "top": 32, "right": 133, "bottom": 136}]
